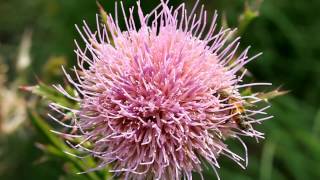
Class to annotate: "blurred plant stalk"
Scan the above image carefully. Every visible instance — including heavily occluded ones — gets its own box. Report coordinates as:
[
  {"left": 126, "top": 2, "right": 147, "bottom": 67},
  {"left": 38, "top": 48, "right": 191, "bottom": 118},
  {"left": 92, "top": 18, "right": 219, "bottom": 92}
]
[
  {"left": 221, "top": 0, "right": 263, "bottom": 78},
  {"left": 0, "top": 29, "right": 32, "bottom": 134}
]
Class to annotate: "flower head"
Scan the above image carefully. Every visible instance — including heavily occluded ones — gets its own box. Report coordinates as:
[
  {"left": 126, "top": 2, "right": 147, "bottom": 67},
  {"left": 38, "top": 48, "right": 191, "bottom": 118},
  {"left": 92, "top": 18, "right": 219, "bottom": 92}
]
[{"left": 52, "top": 1, "right": 272, "bottom": 179}]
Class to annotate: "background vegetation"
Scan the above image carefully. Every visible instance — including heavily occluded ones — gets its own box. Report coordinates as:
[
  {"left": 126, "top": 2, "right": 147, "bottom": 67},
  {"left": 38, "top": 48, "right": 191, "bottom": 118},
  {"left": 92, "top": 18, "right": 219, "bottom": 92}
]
[{"left": 0, "top": 0, "right": 319, "bottom": 179}]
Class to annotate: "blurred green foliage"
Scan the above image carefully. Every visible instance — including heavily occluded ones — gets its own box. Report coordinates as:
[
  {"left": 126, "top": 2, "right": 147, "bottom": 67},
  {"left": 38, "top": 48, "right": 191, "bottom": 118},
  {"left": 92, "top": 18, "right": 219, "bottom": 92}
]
[{"left": 0, "top": 0, "right": 319, "bottom": 179}]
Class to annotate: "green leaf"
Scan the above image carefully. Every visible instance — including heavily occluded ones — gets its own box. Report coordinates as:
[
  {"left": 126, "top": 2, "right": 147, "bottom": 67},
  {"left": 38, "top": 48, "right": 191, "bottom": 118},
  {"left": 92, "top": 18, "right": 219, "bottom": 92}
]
[
  {"left": 28, "top": 110, "right": 67, "bottom": 150},
  {"left": 28, "top": 110, "right": 104, "bottom": 180}
]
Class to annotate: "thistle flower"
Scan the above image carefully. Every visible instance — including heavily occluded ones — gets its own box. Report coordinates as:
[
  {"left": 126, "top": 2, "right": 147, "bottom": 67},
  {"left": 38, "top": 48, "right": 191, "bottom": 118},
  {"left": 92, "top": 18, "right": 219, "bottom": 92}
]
[{"left": 51, "top": 1, "right": 272, "bottom": 179}]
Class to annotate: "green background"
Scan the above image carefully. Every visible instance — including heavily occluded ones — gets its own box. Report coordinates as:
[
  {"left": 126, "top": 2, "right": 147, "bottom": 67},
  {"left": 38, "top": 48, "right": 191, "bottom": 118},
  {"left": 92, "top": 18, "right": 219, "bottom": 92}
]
[{"left": 0, "top": 0, "right": 319, "bottom": 179}]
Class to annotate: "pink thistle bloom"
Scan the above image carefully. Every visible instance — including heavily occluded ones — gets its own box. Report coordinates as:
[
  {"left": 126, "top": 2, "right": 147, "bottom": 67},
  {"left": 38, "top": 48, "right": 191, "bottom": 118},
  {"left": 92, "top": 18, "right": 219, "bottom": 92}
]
[{"left": 51, "top": 0, "right": 272, "bottom": 179}]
